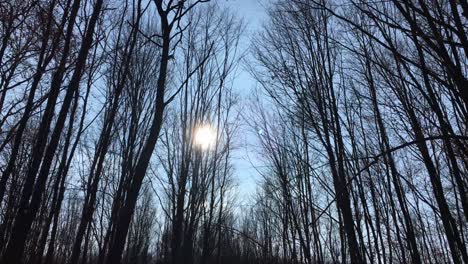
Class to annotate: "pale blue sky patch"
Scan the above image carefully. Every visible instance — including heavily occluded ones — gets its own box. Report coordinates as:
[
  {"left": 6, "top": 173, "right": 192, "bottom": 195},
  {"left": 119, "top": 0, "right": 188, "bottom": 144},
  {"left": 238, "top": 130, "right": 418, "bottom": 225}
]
[{"left": 218, "top": 0, "right": 269, "bottom": 203}]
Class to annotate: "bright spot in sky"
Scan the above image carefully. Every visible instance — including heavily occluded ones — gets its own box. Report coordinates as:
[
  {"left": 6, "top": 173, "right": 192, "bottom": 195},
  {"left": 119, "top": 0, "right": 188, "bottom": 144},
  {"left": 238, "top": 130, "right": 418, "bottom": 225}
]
[{"left": 194, "top": 125, "right": 216, "bottom": 150}]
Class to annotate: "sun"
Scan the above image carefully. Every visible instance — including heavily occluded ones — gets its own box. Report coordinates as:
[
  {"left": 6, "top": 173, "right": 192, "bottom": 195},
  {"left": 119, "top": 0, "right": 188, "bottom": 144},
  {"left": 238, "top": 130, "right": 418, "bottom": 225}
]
[{"left": 194, "top": 125, "right": 216, "bottom": 150}]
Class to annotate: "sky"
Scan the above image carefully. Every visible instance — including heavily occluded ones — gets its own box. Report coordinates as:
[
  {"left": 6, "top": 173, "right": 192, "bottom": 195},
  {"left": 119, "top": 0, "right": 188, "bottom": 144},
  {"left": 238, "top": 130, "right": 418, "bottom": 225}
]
[
  {"left": 222, "top": 0, "right": 267, "bottom": 31},
  {"left": 219, "top": 0, "right": 269, "bottom": 203}
]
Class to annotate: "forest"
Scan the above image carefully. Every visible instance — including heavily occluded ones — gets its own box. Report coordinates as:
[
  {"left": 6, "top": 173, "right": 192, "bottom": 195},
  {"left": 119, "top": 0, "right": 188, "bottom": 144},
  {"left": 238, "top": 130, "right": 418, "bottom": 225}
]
[{"left": 0, "top": 0, "right": 467, "bottom": 263}]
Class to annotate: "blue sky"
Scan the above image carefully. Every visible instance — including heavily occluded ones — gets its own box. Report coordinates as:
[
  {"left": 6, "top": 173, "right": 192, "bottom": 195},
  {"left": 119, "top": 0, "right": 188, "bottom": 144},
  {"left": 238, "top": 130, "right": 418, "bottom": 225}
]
[
  {"left": 222, "top": 0, "right": 267, "bottom": 31},
  {"left": 220, "top": 0, "right": 269, "bottom": 202}
]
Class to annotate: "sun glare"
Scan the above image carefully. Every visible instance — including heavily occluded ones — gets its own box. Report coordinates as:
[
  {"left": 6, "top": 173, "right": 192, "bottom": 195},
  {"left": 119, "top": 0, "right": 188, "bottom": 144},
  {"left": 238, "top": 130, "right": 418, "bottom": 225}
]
[{"left": 194, "top": 125, "right": 216, "bottom": 150}]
